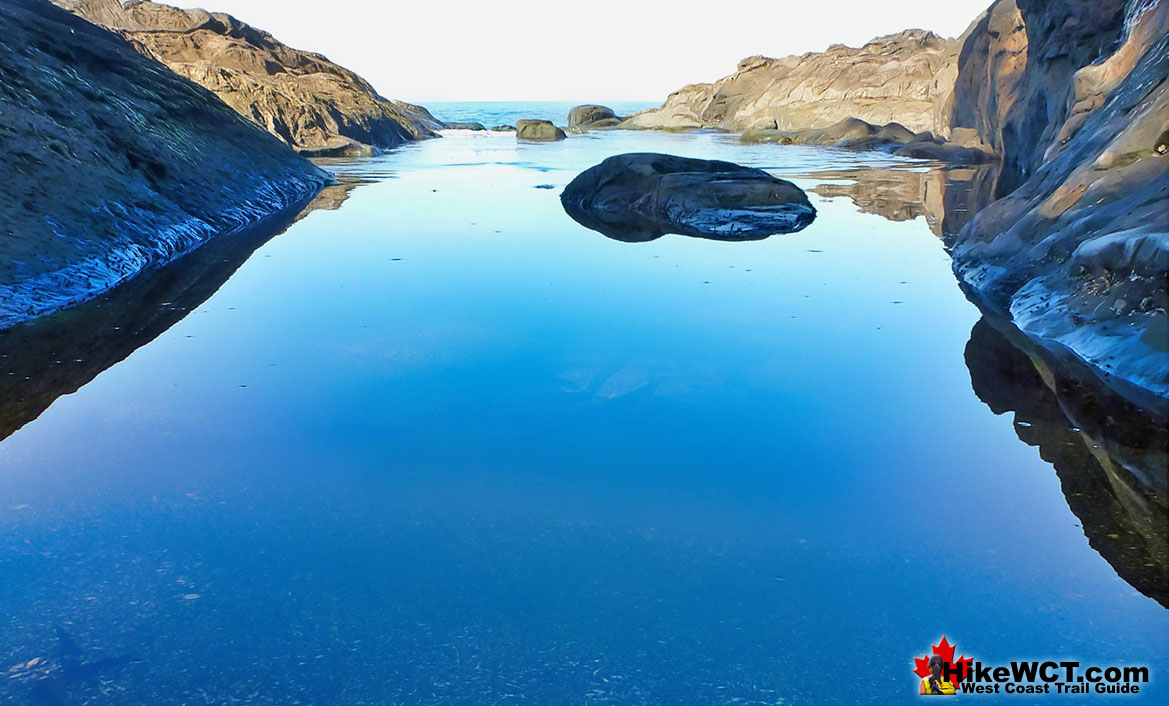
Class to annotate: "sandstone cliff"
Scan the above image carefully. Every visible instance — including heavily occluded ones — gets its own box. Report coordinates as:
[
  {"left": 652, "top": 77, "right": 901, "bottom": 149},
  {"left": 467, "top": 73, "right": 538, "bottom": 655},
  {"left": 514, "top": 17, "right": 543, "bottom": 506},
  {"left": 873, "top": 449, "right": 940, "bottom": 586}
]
[
  {"left": 950, "top": 0, "right": 1168, "bottom": 408},
  {"left": 53, "top": 0, "right": 442, "bottom": 156},
  {"left": 0, "top": 0, "right": 329, "bottom": 329},
  {"left": 622, "top": 30, "right": 959, "bottom": 134}
]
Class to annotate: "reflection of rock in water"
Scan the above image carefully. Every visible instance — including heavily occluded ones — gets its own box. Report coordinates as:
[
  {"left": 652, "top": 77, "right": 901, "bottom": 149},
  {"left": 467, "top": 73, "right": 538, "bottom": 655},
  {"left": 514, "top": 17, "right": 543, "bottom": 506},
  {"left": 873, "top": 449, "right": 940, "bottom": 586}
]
[
  {"left": 965, "top": 317, "right": 1169, "bottom": 607},
  {"left": 0, "top": 183, "right": 355, "bottom": 443},
  {"left": 807, "top": 164, "right": 999, "bottom": 238}
]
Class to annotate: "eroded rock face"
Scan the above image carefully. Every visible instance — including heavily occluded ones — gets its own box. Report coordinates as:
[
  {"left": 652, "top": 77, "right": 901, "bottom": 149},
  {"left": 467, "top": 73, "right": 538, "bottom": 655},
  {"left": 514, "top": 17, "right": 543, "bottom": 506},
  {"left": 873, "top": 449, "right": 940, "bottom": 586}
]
[
  {"left": 52, "top": 0, "right": 442, "bottom": 155},
  {"left": 950, "top": 0, "right": 1169, "bottom": 406},
  {"left": 0, "top": 0, "right": 329, "bottom": 329},
  {"left": 516, "top": 119, "right": 567, "bottom": 142},
  {"left": 561, "top": 153, "right": 815, "bottom": 242},
  {"left": 946, "top": 0, "right": 1129, "bottom": 196},
  {"left": 621, "top": 30, "right": 959, "bottom": 134}
]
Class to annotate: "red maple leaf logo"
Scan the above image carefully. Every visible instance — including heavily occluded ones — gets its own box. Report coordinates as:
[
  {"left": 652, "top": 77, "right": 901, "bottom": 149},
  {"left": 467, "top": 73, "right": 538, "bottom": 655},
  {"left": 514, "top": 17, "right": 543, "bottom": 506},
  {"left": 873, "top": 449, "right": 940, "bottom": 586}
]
[{"left": 914, "top": 636, "right": 973, "bottom": 682}]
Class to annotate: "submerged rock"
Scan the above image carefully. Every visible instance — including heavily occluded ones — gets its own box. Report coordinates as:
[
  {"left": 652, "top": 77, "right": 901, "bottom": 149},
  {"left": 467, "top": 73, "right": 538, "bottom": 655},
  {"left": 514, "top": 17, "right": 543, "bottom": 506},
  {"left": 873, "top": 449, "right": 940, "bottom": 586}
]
[
  {"left": 516, "top": 119, "right": 567, "bottom": 142},
  {"left": 0, "top": 0, "right": 329, "bottom": 329},
  {"left": 444, "top": 121, "right": 487, "bottom": 131},
  {"left": 560, "top": 153, "right": 816, "bottom": 242},
  {"left": 52, "top": 0, "right": 442, "bottom": 155},
  {"left": 567, "top": 105, "right": 623, "bottom": 133}
]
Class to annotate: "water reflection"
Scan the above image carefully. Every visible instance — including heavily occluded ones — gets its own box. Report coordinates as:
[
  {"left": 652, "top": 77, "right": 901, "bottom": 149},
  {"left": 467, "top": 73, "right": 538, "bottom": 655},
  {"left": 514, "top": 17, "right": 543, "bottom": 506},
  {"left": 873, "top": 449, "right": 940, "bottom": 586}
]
[
  {"left": 965, "top": 317, "right": 1169, "bottom": 607},
  {"left": 0, "top": 183, "right": 355, "bottom": 443},
  {"left": 806, "top": 164, "right": 999, "bottom": 238}
]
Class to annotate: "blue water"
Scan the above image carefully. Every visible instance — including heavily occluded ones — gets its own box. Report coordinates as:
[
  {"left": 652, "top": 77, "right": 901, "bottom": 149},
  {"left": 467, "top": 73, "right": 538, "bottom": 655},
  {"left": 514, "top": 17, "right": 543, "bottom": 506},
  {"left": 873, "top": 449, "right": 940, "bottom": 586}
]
[
  {"left": 1, "top": 112, "right": 1166, "bottom": 704},
  {"left": 427, "top": 101, "right": 659, "bottom": 128}
]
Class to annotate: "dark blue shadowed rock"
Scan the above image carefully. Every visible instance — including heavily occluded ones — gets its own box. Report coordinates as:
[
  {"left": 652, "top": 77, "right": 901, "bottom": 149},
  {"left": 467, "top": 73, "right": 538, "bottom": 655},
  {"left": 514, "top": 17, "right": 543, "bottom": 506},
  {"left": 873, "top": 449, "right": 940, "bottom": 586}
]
[{"left": 560, "top": 153, "right": 816, "bottom": 242}]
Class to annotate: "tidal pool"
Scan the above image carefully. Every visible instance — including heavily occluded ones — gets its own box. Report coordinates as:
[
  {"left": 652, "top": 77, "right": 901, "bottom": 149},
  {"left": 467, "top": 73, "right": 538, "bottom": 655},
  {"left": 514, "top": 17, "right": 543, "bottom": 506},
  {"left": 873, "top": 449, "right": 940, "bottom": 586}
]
[{"left": 1, "top": 124, "right": 1166, "bottom": 704}]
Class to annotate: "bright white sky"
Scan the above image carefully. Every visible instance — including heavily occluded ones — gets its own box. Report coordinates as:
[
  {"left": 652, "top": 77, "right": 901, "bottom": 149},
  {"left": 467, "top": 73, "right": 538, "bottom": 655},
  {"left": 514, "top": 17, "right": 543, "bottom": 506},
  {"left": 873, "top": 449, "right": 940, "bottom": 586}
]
[{"left": 170, "top": 0, "right": 991, "bottom": 103}]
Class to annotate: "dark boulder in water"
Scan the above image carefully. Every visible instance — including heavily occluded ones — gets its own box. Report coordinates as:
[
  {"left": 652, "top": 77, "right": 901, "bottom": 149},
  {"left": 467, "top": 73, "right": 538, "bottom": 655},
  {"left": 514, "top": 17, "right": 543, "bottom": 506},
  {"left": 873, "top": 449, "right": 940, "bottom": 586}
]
[{"left": 560, "top": 153, "right": 816, "bottom": 242}]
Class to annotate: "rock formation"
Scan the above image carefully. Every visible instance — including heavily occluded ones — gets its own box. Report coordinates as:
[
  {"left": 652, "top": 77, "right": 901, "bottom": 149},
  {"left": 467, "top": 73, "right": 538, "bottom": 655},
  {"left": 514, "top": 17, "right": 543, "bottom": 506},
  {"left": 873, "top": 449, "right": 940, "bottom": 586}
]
[
  {"left": 52, "top": 0, "right": 442, "bottom": 156},
  {"left": 621, "top": 30, "right": 960, "bottom": 134},
  {"left": 949, "top": 0, "right": 1169, "bottom": 408},
  {"left": 567, "top": 105, "right": 623, "bottom": 133},
  {"left": 561, "top": 153, "right": 816, "bottom": 242},
  {"left": 0, "top": 0, "right": 329, "bottom": 330},
  {"left": 516, "top": 119, "right": 567, "bottom": 142}
]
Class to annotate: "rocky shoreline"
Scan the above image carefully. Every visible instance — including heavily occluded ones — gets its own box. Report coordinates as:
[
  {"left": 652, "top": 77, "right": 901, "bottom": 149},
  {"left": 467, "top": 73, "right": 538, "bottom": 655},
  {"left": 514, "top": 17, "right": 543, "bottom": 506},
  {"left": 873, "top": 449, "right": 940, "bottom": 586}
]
[
  {"left": 0, "top": 0, "right": 330, "bottom": 329},
  {"left": 51, "top": 0, "right": 443, "bottom": 156},
  {"left": 615, "top": 0, "right": 1167, "bottom": 408}
]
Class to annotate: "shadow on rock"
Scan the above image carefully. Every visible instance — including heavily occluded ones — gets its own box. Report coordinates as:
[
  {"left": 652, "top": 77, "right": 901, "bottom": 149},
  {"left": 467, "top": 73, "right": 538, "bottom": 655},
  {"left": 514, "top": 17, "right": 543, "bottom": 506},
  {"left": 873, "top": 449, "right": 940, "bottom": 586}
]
[
  {"left": 965, "top": 316, "right": 1168, "bottom": 608},
  {"left": 0, "top": 182, "right": 356, "bottom": 443},
  {"left": 561, "top": 152, "right": 816, "bottom": 243}
]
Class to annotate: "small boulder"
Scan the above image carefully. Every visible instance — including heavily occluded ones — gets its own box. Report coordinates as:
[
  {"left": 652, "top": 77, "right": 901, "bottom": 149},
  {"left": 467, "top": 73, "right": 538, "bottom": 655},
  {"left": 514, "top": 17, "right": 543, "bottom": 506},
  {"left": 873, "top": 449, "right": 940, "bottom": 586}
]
[
  {"left": 567, "top": 105, "right": 623, "bottom": 132},
  {"left": 516, "top": 119, "right": 567, "bottom": 142},
  {"left": 560, "top": 152, "right": 816, "bottom": 242},
  {"left": 490, "top": 124, "right": 517, "bottom": 132},
  {"left": 443, "top": 121, "right": 486, "bottom": 131}
]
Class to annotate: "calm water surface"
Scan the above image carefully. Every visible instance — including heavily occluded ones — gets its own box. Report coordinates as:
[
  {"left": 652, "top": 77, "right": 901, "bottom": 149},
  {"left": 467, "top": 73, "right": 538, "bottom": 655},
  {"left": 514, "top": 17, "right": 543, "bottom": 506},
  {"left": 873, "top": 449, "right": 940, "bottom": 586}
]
[{"left": 1, "top": 120, "right": 1166, "bottom": 704}]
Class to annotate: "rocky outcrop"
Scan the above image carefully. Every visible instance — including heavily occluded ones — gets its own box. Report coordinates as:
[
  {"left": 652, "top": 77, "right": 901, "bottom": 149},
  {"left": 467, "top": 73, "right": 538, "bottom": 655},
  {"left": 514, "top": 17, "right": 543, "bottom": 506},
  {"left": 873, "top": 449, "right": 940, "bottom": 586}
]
[
  {"left": 949, "top": 0, "right": 1169, "bottom": 407},
  {"left": 621, "top": 30, "right": 960, "bottom": 134},
  {"left": 561, "top": 153, "right": 815, "bottom": 242},
  {"left": 0, "top": 0, "right": 329, "bottom": 329},
  {"left": 52, "top": 0, "right": 442, "bottom": 156},
  {"left": 567, "top": 105, "right": 623, "bottom": 133},
  {"left": 945, "top": 0, "right": 1129, "bottom": 196},
  {"left": 742, "top": 116, "right": 997, "bottom": 164},
  {"left": 516, "top": 119, "right": 567, "bottom": 142}
]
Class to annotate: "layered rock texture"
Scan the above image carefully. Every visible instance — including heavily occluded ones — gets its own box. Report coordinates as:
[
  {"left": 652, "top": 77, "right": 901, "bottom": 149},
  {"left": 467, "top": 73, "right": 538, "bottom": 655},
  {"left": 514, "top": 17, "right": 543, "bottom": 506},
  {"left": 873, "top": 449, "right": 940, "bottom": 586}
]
[
  {"left": 52, "top": 0, "right": 441, "bottom": 156},
  {"left": 0, "top": 0, "right": 329, "bottom": 328},
  {"left": 622, "top": 30, "right": 959, "bottom": 134},
  {"left": 950, "top": 0, "right": 1169, "bottom": 407},
  {"left": 561, "top": 153, "right": 815, "bottom": 242}
]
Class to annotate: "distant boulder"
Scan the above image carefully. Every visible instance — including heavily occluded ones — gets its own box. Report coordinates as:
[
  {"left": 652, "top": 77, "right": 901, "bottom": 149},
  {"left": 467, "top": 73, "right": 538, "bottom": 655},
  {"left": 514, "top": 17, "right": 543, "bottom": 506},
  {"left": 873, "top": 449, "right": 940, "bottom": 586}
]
[
  {"left": 490, "top": 124, "right": 517, "bottom": 132},
  {"left": 516, "top": 119, "right": 567, "bottom": 142},
  {"left": 444, "top": 121, "right": 487, "bottom": 131},
  {"left": 560, "top": 153, "right": 816, "bottom": 242},
  {"left": 567, "top": 105, "right": 623, "bottom": 133}
]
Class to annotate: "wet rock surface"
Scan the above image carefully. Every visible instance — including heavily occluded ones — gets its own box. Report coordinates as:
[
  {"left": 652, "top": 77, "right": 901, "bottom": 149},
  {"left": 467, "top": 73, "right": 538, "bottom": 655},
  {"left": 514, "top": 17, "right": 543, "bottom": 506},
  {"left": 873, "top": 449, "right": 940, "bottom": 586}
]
[
  {"left": 0, "top": 0, "right": 329, "bottom": 329},
  {"left": 0, "top": 181, "right": 355, "bottom": 442},
  {"left": 52, "top": 0, "right": 442, "bottom": 155},
  {"left": 561, "top": 153, "right": 815, "bottom": 242},
  {"left": 950, "top": 0, "right": 1169, "bottom": 405}
]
